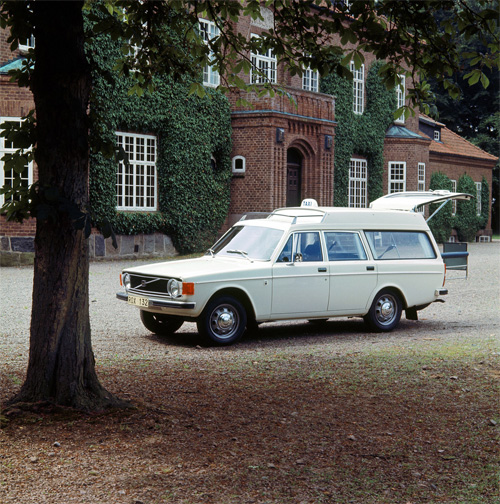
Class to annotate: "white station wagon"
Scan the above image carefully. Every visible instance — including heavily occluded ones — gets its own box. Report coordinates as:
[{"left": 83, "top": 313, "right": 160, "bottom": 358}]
[{"left": 117, "top": 191, "right": 471, "bottom": 345}]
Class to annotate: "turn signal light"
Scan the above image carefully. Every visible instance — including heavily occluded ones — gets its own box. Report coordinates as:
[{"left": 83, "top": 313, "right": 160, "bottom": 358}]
[
  {"left": 443, "top": 264, "right": 446, "bottom": 286},
  {"left": 182, "top": 282, "right": 195, "bottom": 296},
  {"left": 119, "top": 274, "right": 123, "bottom": 287}
]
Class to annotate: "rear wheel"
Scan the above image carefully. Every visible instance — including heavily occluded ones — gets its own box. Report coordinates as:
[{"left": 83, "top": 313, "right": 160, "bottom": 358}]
[
  {"left": 140, "top": 310, "right": 184, "bottom": 335},
  {"left": 365, "top": 289, "right": 402, "bottom": 332},
  {"left": 197, "top": 296, "right": 247, "bottom": 346}
]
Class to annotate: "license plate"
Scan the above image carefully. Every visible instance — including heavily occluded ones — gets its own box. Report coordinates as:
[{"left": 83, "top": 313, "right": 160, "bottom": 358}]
[{"left": 127, "top": 295, "right": 149, "bottom": 308}]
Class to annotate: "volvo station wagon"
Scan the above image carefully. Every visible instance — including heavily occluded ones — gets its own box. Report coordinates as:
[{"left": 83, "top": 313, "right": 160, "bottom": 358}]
[{"left": 117, "top": 191, "right": 471, "bottom": 345}]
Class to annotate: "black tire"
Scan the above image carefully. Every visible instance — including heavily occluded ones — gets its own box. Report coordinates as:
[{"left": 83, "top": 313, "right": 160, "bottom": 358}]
[
  {"left": 365, "top": 289, "right": 402, "bottom": 332},
  {"left": 197, "top": 296, "right": 247, "bottom": 346},
  {"left": 140, "top": 310, "right": 184, "bottom": 336}
]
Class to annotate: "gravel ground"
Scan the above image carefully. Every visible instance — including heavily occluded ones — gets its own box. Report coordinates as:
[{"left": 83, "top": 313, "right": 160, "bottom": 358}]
[
  {"left": 0, "top": 242, "right": 499, "bottom": 504},
  {"left": 1, "top": 241, "right": 499, "bottom": 371}
]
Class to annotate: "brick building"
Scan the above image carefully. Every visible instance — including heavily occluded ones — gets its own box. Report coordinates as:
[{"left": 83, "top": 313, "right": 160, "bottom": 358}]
[{"left": 1, "top": 8, "right": 497, "bottom": 263}]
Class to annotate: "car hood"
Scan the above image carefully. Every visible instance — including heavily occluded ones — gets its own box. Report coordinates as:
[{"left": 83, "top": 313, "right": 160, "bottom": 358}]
[{"left": 123, "top": 255, "right": 270, "bottom": 282}]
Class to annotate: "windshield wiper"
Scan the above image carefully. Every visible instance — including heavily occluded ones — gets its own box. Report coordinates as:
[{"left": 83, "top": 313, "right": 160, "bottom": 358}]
[{"left": 227, "top": 249, "right": 252, "bottom": 261}]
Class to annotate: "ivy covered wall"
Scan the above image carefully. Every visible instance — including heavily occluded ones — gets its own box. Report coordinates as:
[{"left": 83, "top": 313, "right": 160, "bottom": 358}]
[
  {"left": 85, "top": 13, "right": 232, "bottom": 253},
  {"left": 321, "top": 60, "right": 396, "bottom": 206}
]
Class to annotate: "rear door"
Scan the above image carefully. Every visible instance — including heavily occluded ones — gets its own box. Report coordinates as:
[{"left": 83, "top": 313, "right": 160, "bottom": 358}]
[
  {"left": 369, "top": 191, "right": 473, "bottom": 217},
  {"left": 325, "top": 231, "right": 377, "bottom": 314}
]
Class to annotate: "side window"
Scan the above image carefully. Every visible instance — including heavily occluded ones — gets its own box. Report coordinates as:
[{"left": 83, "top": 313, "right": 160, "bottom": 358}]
[
  {"left": 365, "top": 231, "right": 436, "bottom": 260},
  {"left": 325, "top": 232, "right": 367, "bottom": 261},
  {"left": 277, "top": 232, "right": 323, "bottom": 262}
]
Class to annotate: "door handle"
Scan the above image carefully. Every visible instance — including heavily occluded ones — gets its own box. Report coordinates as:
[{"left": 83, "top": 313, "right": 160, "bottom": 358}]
[
  {"left": 318, "top": 267, "right": 327, "bottom": 272},
  {"left": 366, "top": 266, "right": 375, "bottom": 271}
]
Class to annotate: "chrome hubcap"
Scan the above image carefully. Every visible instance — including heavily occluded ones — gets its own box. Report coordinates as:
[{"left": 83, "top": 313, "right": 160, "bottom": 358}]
[
  {"left": 375, "top": 295, "right": 396, "bottom": 325},
  {"left": 210, "top": 304, "right": 239, "bottom": 339}
]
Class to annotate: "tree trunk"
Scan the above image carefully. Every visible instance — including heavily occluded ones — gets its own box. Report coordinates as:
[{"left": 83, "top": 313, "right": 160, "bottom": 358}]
[{"left": 12, "top": 1, "right": 124, "bottom": 411}]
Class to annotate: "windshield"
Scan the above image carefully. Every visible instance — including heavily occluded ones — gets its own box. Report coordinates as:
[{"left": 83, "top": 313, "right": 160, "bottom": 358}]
[{"left": 210, "top": 225, "right": 284, "bottom": 261}]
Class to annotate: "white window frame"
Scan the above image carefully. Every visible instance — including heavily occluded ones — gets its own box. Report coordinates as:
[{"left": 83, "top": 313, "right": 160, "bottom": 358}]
[
  {"left": 395, "top": 74, "right": 405, "bottom": 124},
  {"left": 250, "top": 34, "right": 277, "bottom": 84},
  {"left": 388, "top": 161, "right": 406, "bottom": 193},
  {"left": 199, "top": 19, "right": 220, "bottom": 88},
  {"left": 451, "top": 179, "right": 457, "bottom": 215},
  {"left": 350, "top": 61, "right": 365, "bottom": 115},
  {"left": 232, "top": 155, "right": 246, "bottom": 175},
  {"left": 0, "top": 117, "right": 33, "bottom": 207},
  {"left": 418, "top": 163, "right": 426, "bottom": 192},
  {"left": 116, "top": 132, "right": 157, "bottom": 211},
  {"left": 348, "top": 158, "right": 368, "bottom": 208},
  {"left": 19, "top": 34, "right": 35, "bottom": 53},
  {"left": 475, "top": 182, "right": 482, "bottom": 216},
  {"left": 434, "top": 130, "right": 440, "bottom": 141},
  {"left": 302, "top": 65, "right": 319, "bottom": 92}
]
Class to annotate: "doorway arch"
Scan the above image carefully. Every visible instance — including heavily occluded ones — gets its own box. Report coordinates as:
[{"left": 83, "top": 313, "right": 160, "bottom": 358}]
[{"left": 286, "top": 148, "right": 302, "bottom": 207}]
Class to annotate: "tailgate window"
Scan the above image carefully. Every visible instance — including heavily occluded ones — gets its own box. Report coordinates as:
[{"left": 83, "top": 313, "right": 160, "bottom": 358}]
[{"left": 365, "top": 231, "right": 436, "bottom": 260}]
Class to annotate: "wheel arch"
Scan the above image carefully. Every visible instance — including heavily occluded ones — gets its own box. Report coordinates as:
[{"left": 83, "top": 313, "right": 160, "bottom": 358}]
[
  {"left": 369, "top": 285, "right": 408, "bottom": 311},
  {"left": 205, "top": 287, "right": 257, "bottom": 323}
]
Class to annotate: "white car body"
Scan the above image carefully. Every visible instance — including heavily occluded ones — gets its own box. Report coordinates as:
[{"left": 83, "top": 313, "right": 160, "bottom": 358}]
[{"left": 117, "top": 191, "right": 471, "bottom": 345}]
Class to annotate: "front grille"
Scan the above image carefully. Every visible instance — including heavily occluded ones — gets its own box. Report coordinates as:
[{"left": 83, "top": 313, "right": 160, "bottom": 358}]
[{"left": 128, "top": 274, "right": 171, "bottom": 298}]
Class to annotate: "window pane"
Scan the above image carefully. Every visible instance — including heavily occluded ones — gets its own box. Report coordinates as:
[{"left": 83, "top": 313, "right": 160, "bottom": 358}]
[
  {"left": 365, "top": 231, "right": 436, "bottom": 260},
  {"left": 326, "top": 232, "right": 367, "bottom": 261},
  {"left": 116, "top": 132, "right": 157, "bottom": 211}
]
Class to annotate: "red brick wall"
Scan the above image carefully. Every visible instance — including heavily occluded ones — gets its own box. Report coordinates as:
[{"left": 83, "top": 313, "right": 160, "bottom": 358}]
[{"left": 383, "top": 137, "right": 431, "bottom": 194}]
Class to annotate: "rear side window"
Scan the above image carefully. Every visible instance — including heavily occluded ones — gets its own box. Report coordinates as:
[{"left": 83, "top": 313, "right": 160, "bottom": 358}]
[
  {"left": 325, "top": 232, "right": 367, "bottom": 261},
  {"left": 365, "top": 231, "right": 436, "bottom": 260}
]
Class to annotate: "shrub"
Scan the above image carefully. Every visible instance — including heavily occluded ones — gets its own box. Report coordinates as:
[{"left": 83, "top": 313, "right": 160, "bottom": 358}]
[
  {"left": 428, "top": 172, "right": 453, "bottom": 243},
  {"left": 455, "top": 174, "right": 481, "bottom": 242}
]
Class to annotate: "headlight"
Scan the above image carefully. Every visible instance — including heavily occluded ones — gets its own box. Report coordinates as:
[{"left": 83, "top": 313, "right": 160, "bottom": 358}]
[
  {"left": 167, "top": 278, "right": 181, "bottom": 298},
  {"left": 122, "top": 273, "right": 131, "bottom": 290}
]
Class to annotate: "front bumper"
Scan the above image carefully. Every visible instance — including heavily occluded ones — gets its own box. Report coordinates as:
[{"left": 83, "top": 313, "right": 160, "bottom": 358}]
[{"left": 116, "top": 292, "right": 196, "bottom": 310}]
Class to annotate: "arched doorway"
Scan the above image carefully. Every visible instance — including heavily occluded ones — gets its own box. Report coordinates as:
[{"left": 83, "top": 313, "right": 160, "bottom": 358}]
[{"left": 286, "top": 148, "right": 302, "bottom": 207}]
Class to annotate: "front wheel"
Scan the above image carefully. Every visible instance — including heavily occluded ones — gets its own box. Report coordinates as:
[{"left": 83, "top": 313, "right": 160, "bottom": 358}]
[
  {"left": 197, "top": 296, "right": 247, "bottom": 346},
  {"left": 365, "top": 289, "right": 402, "bottom": 332},
  {"left": 140, "top": 310, "right": 184, "bottom": 335}
]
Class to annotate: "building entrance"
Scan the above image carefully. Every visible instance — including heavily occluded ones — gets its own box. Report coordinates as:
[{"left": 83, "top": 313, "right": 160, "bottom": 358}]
[{"left": 286, "top": 148, "right": 302, "bottom": 207}]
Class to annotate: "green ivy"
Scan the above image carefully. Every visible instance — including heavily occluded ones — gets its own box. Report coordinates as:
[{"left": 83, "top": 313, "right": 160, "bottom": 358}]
[
  {"left": 456, "top": 174, "right": 481, "bottom": 242},
  {"left": 320, "top": 60, "right": 396, "bottom": 206},
  {"left": 479, "top": 176, "right": 490, "bottom": 229},
  {"left": 428, "top": 172, "right": 453, "bottom": 243},
  {"left": 85, "top": 9, "right": 232, "bottom": 253}
]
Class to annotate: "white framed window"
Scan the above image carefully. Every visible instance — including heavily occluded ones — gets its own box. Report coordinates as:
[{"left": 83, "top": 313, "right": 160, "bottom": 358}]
[
  {"left": 395, "top": 74, "right": 405, "bottom": 124},
  {"left": 199, "top": 19, "right": 220, "bottom": 87},
  {"left": 475, "top": 182, "right": 482, "bottom": 216},
  {"left": 232, "top": 155, "right": 246, "bottom": 175},
  {"left": 434, "top": 130, "right": 440, "bottom": 141},
  {"left": 116, "top": 132, "right": 157, "bottom": 211},
  {"left": 0, "top": 117, "right": 33, "bottom": 207},
  {"left": 418, "top": 163, "right": 426, "bottom": 191},
  {"left": 349, "top": 158, "right": 368, "bottom": 208},
  {"left": 19, "top": 34, "right": 35, "bottom": 53},
  {"left": 389, "top": 162, "right": 406, "bottom": 193},
  {"left": 302, "top": 65, "right": 319, "bottom": 92},
  {"left": 250, "top": 34, "right": 276, "bottom": 84},
  {"left": 451, "top": 179, "right": 457, "bottom": 215},
  {"left": 350, "top": 61, "right": 364, "bottom": 114}
]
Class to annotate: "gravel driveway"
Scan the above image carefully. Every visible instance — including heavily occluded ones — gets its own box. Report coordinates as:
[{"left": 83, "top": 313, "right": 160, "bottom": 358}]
[{"left": 1, "top": 241, "right": 499, "bottom": 372}]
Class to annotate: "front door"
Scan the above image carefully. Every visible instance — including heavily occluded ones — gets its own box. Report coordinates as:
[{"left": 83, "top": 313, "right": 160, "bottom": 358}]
[
  {"left": 286, "top": 148, "right": 302, "bottom": 207},
  {"left": 272, "top": 232, "right": 329, "bottom": 316}
]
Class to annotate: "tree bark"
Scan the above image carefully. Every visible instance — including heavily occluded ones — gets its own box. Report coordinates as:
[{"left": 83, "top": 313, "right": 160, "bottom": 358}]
[{"left": 11, "top": 1, "right": 125, "bottom": 410}]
